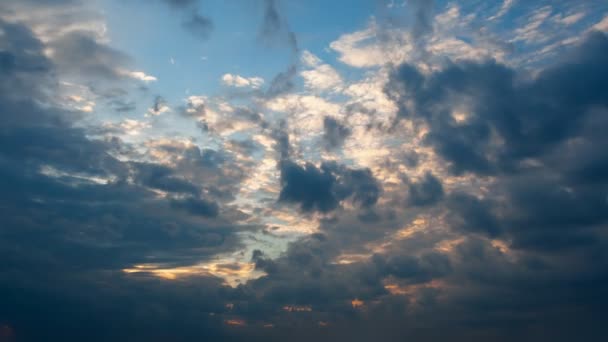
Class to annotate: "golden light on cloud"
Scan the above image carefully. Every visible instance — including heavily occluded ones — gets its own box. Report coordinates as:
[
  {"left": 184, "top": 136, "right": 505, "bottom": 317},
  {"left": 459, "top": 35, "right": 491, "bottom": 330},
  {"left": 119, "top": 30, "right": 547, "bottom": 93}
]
[
  {"left": 351, "top": 298, "right": 364, "bottom": 308},
  {"left": 434, "top": 237, "right": 466, "bottom": 253},
  {"left": 332, "top": 253, "right": 372, "bottom": 265},
  {"left": 282, "top": 305, "right": 312, "bottom": 312},
  {"left": 122, "top": 264, "right": 198, "bottom": 280},
  {"left": 384, "top": 279, "right": 447, "bottom": 303},
  {"left": 491, "top": 239, "right": 511, "bottom": 254},
  {"left": 395, "top": 217, "right": 428, "bottom": 240},
  {"left": 203, "top": 261, "right": 262, "bottom": 287},
  {"left": 225, "top": 319, "right": 246, "bottom": 327},
  {"left": 451, "top": 110, "right": 469, "bottom": 124},
  {"left": 122, "top": 260, "right": 264, "bottom": 287},
  {"left": 384, "top": 283, "right": 410, "bottom": 296}
]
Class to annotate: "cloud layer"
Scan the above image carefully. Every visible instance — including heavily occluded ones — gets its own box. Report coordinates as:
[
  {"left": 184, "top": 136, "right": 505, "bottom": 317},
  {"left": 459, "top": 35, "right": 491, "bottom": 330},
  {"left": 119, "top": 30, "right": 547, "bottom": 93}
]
[{"left": 1, "top": 1, "right": 608, "bottom": 341}]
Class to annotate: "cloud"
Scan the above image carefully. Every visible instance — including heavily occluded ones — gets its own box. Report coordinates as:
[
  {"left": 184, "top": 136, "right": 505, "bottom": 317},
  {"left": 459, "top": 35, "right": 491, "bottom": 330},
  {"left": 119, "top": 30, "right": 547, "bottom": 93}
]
[
  {"left": 300, "top": 51, "right": 342, "bottom": 91},
  {"left": 170, "top": 197, "right": 220, "bottom": 217},
  {"left": 407, "top": 0, "right": 435, "bottom": 40},
  {"left": 48, "top": 30, "right": 131, "bottom": 80},
  {"left": 182, "top": 12, "right": 214, "bottom": 40},
  {"left": 487, "top": 0, "right": 515, "bottom": 21},
  {"left": 259, "top": 0, "right": 298, "bottom": 52},
  {"left": 4, "top": 1, "right": 608, "bottom": 341},
  {"left": 278, "top": 161, "right": 380, "bottom": 213},
  {"left": 592, "top": 14, "right": 608, "bottom": 32},
  {"left": 265, "top": 65, "right": 297, "bottom": 98},
  {"left": 158, "top": 0, "right": 214, "bottom": 40},
  {"left": 322, "top": 117, "right": 351, "bottom": 151},
  {"left": 0, "top": 15, "right": 259, "bottom": 340},
  {"left": 147, "top": 95, "right": 170, "bottom": 116},
  {"left": 120, "top": 70, "right": 157, "bottom": 82},
  {"left": 386, "top": 32, "right": 608, "bottom": 175},
  {"left": 406, "top": 171, "right": 444, "bottom": 207},
  {"left": 222, "top": 73, "right": 265, "bottom": 89},
  {"left": 555, "top": 12, "right": 586, "bottom": 26}
]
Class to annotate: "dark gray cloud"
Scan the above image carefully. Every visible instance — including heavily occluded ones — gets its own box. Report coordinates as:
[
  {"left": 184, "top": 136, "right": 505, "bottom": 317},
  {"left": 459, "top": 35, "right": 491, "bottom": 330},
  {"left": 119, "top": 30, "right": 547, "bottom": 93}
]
[
  {"left": 278, "top": 161, "right": 380, "bottom": 213},
  {"left": 406, "top": 171, "right": 444, "bottom": 206},
  {"left": 132, "top": 162, "right": 200, "bottom": 195},
  {"left": 0, "top": 17, "right": 252, "bottom": 340},
  {"left": 259, "top": 0, "right": 298, "bottom": 52},
  {"left": 447, "top": 192, "right": 502, "bottom": 237},
  {"left": 158, "top": 0, "right": 214, "bottom": 40},
  {"left": 323, "top": 116, "right": 352, "bottom": 151},
  {"left": 265, "top": 64, "right": 297, "bottom": 98},
  {"left": 170, "top": 196, "right": 219, "bottom": 217},
  {"left": 407, "top": 0, "right": 435, "bottom": 40},
  {"left": 3, "top": 2, "right": 608, "bottom": 341},
  {"left": 386, "top": 32, "right": 608, "bottom": 176},
  {"left": 51, "top": 30, "right": 131, "bottom": 80},
  {"left": 258, "top": 0, "right": 299, "bottom": 100},
  {"left": 182, "top": 12, "right": 214, "bottom": 40},
  {"left": 387, "top": 32, "right": 608, "bottom": 253}
]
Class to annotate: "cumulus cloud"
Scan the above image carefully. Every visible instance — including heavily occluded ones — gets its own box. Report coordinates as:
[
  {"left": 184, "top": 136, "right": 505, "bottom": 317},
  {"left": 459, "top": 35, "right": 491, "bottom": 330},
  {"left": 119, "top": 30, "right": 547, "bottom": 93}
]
[
  {"left": 300, "top": 51, "right": 343, "bottom": 91},
  {"left": 221, "top": 73, "right": 265, "bottom": 89},
  {"left": 278, "top": 161, "right": 380, "bottom": 213},
  {"left": 386, "top": 31, "right": 608, "bottom": 175},
  {"left": 3, "top": 1, "right": 608, "bottom": 341},
  {"left": 0, "top": 12, "right": 257, "bottom": 341}
]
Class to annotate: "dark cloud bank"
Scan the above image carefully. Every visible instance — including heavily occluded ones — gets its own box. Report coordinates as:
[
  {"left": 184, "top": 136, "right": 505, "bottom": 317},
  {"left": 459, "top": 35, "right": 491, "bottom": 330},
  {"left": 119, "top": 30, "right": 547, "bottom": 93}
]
[{"left": 1, "top": 1, "right": 608, "bottom": 341}]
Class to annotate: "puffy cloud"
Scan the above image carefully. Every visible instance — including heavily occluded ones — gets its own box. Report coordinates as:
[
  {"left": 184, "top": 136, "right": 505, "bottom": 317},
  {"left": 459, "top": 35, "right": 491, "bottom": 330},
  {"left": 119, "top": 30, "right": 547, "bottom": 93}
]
[
  {"left": 300, "top": 51, "right": 342, "bottom": 91},
  {"left": 4, "top": 1, "right": 608, "bottom": 341},
  {"left": 222, "top": 73, "right": 265, "bottom": 89},
  {"left": 386, "top": 32, "right": 608, "bottom": 175},
  {"left": 0, "top": 14, "right": 259, "bottom": 341},
  {"left": 278, "top": 161, "right": 380, "bottom": 213},
  {"left": 121, "top": 70, "right": 157, "bottom": 82},
  {"left": 406, "top": 172, "right": 444, "bottom": 207}
]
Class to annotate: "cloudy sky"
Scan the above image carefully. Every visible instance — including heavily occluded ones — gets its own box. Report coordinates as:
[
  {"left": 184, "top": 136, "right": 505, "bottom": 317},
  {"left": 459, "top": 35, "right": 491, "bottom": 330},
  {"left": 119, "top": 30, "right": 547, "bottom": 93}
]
[{"left": 1, "top": 0, "right": 608, "bottom": 341}]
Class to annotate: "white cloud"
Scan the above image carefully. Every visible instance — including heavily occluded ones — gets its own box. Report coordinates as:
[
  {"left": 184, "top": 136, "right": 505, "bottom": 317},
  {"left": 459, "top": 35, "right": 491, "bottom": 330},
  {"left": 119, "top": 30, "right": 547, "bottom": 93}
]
[
  {"left": 103, "top": 119, "right": 150, "bottom": 136},
  {"left": 513, "top": 6, "right": 552, "bottom": 43},
  {"left": 266, "top": 94, "right": 341, "bottom": 135},
  {"left": 488, "top": 0, "right": 515, "bottom": 21},
  {"left": 186, "top": 95, "right": 207, "bottom": 108},
  {"left": 146, "top": 104, "right": 170, "bottom": 117},
  {"left": 329, "top": 7, "right": 507, "bottom": 70},
  {"left": 329, "top": 22, "right": 402, "bottom": 68},
  {"left": 121, "top": 70, "right": 157, "bottom": 82},
  {"left": 592, "top": 14, "right": 608, "bottom": 32},
  {"left": 555, "top": 12, "right": 586, "bottom": 26},
  {"left": 301, "top": 50, "right": 322, "bottom": 67},
  {"left": 300, "top": 51, "right": 342, "bottom": 91},
  {"left": 0, "top": 1, "right": 108, "bottom": 43},
  {"left": 221, "top": 73, "right": 264, "bottom": 89}
]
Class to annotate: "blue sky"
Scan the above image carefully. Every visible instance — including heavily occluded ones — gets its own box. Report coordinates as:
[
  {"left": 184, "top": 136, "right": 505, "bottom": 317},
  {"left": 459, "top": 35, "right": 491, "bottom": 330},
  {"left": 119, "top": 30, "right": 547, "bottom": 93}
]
[{"left": 1, "top": 0, "right": 608, "bottom": 340}]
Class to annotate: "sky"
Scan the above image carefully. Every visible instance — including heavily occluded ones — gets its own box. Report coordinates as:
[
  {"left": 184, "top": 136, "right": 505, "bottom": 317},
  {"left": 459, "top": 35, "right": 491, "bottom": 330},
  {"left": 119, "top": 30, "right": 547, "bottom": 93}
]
[{"left": 1, "top": 0, "right": 608, "bottom": 341}]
